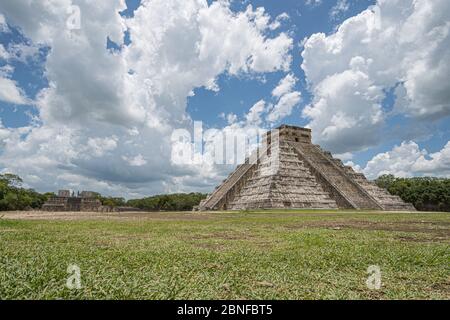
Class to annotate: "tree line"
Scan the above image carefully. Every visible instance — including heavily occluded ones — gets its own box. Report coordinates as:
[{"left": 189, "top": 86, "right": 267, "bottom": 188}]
[
  {"left": 1, "top": 172, "right": 448, "bottom": 212},
  {"left": 126, "top": 193, "right": 207, "bottom": 211},
  {"left": 0, "top": 173, "right": 207, "bottom": 212},
  {"left": 375, "top": 175, "right": 450, "bottom": 212},
  {"left": 0, "top": 174, "right": 52, "bottom": 211},
  {"left": 94, "top": 193, "right": 207, "bottom": 211}
]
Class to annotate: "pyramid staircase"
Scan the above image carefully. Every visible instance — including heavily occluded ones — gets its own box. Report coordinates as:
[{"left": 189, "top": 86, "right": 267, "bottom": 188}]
[
  {"left": 341, "top": 165, "right": 416, "bottom": 211},
  {"left": 198, "top": 125, "right": 415, "bottom": 211},
  {"left": 198, "top": 147, "right": 267, "bottom": 211},
  {"left": 230, "top": 141, "right": 338, "bottom": 210},
  {"left": 291, "top": 142, "right": 382, "bottom": 210},
  {"left": 198, "top": 163, "right": 255, "bottom": 210}
]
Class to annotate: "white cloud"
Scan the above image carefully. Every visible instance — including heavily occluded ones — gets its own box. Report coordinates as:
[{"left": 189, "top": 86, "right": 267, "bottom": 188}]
[
  {"left": 301, "top": 0, "right": 450, "bottom": 153},
  {"left": 302, "top": 64, "right": 384, "bottom": 152},
  {"left": 0, "top": 44, "right": 9, "bottom": 60},
  {"left": 0, "top": 13, "right": 8, "bottom": 32},
  {"left": 0, "top": 41, "right": 40, "bottom": 105},
  {"left": 0, "top": 76, "right": 28, "bottom": 104},
  {"left": 413, "top": 142, "right": 450, "bottom": 175},
  {"left": 0, "top": 121, "right": 12, "bottom": 146},
  {"left": 0, "top": 65, "right": 14, "bottom": 77},
  {"left": 268, "top": 12, "right": 290, "bottom": 30},
  {"left": 330, "top": 0, "right": 350, "bottom": 19},
  {"left": 334, "top": 152, "right": 353, "bottom": 161},
  {"left": 363, "top": 141, "right": 450, "bottom": 179},
  {"left": 245, "top": 100, "right": 266, "bottom": 125},
  {"left": 194, "top": 3, "right": 293, "bottom": 75},
  {"left": 267, "top": 73, "right": 301, "bottom": 123},
  {"left": 5, "top": 43, "right": 41, "bottom": 63},
  {"left": 272, "top": 73, "right": 297, "bottom": 98},
  {"left": 267, "top": 91, "right": 301, "bottom": 123},
  {"left": 85, "top": 136, "right": 118, "bottom": 158},
  {"left": 305, "top": 0, "right": 322, "bottom": 7},
  {"left": 0, "top": 0, "right": 293, "bottom": 197},
  {"left": 225, "top": 72, "right": 302, "bottom": 127},
  {"left": 226, "top": 113, "right": 238, "bottom": 125},
  {"left": 122, "top": 154, "right": 147, "bottom": 167}
]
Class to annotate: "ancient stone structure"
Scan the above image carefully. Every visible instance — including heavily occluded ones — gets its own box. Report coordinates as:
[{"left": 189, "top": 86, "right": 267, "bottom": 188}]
[
  {"left": 198, "top": 125, "right": 415, "bottom": 211},
  {"left": 42, "top": 190, "right": 103, "bottom": 212}
]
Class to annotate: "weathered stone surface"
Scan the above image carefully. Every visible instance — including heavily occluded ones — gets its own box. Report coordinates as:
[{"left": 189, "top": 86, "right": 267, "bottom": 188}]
[
  {"left": 229, "top": 141, "right": 337, "bottom": 210},
  {"left": 198, "top": 125, "right": 415, "bottom": 211},
  {"left": 42, "top": 190, "right": 103, "bottom": 212}
]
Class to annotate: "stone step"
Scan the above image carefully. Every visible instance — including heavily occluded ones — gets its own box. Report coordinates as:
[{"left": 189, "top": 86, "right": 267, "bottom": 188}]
[{"left": 290, "top": 142, "right": 382, "bottom": 210}]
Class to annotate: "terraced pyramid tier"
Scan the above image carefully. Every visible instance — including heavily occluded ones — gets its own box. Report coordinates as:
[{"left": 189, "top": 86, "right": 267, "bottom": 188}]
[
  {"left": 229, "top": 141, "right": 337, "bottom": 210},
  {"left": 198, "top": 125, "right": 415, "bottom": 211}
]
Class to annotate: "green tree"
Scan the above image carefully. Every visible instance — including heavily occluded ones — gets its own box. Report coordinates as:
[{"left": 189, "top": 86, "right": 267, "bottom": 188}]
[
  {"left": 376, "top": 175, "right": 450, "bottom": 212},
  {"left": 0, "top": 173, "right": 53, "bottom": 211},
  {"left": 127, "top": 193, "right": 207, "bottom": 211}
]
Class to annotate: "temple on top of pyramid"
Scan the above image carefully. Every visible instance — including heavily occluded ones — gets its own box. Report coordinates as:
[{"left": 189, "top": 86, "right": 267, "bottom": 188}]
[{"left": 198, "top": 125, "right": 415, "bottom": 211}]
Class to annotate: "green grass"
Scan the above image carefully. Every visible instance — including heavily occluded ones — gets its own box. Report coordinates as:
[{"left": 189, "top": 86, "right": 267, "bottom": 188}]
[{"left": 0, "top": 210, "right": 449, "bottom": 300}]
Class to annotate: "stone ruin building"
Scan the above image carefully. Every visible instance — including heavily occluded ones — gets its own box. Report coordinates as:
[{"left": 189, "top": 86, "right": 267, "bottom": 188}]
[
  {"left": 198, "top": 125, "right": 415, "bottom": 211},
  {"left": 42, "top": 190, "right": 103, "bottom": 212}
]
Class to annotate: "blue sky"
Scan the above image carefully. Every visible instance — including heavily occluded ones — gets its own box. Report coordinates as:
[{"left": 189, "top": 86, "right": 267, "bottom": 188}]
[
  {"left": 0, "top": 0, "right": 449, "bottom": 197},
  {"left": 187, "top": 0, "right": 375, "bottom": 129},
  {"left": 187, "top": 0, "right": 448, "bottom": 166}
]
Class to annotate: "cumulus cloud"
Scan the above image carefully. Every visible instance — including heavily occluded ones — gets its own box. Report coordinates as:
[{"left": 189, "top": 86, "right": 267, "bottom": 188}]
[
  {"left": 301, "top": 0, "right": 450, "bottom": 153},
  {"left": 268, "top": 12, "right": 290, "bottom": 31},
  {"left": 0, "top": 0, "right": 293, "bottom": 197},
  {"left": 85, "top": 136, "right": 118, "bottom": 158},
  {"left": 0, "top": 40, "right": 40, "bottom": 105},
  {"left": 271, "top": 73, "right": 297, "bottom": 98},
  {"left": 0, "top": 76, "right": 28, "bottom": 104},
  {"left": 302, "top": 60, "right": 384, "bottom": 152},
  {"left": 245, "top": 100, "right": 266, "bottom": 125},
  {"left": 267, "top": 73, "right": 301, "bottom": 123},
  {"left": 363, "top": 141, "right": 450, "bottom": 179},
  {"left": 267, "top": 91, "right": 301, "bottom": 123},
  {"left": 330, "top": 0, "right": 350, "bottom": 20}
]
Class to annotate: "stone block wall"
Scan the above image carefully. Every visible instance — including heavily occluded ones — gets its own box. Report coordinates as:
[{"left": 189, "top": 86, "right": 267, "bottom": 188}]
[{"left": 199, "top": 125, "right": 415, "bottom": 211}]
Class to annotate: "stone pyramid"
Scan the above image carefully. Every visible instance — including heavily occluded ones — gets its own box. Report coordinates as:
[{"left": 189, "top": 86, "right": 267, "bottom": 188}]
[{"left": 198, "top": 125, "right": 415, "bottom": 211}]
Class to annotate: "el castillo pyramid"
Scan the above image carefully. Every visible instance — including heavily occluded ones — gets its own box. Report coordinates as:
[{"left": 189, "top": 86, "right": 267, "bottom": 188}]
[{"left": 198, "top": 125, "right": 415, "bottom": 211}]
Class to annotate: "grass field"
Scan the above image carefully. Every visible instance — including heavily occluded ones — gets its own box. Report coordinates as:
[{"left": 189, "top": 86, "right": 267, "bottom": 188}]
[{"left": 0, "top": 210, "right": 449, "bottom": 300}]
